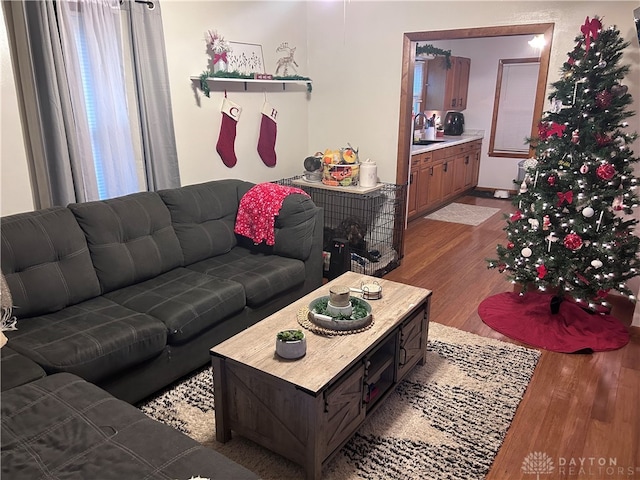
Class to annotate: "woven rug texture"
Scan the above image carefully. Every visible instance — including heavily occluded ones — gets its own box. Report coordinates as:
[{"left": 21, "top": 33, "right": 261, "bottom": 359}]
[
  {"left": 425, "top": 203, "right": 500, "bottom": 226},
  {"left": 139, "top": 323, "right": 540, "bottom": 480}
]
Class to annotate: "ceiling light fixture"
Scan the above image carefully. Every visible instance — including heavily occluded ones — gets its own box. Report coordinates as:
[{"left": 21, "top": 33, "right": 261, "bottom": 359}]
[{"left": 528, "top": 34, "right": 546, "bottom": 52}]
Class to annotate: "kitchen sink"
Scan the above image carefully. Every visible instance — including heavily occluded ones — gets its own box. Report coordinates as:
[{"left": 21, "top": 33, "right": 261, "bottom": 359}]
[{"left": 412, "top": 139, "right": 446, "bottom": 145}]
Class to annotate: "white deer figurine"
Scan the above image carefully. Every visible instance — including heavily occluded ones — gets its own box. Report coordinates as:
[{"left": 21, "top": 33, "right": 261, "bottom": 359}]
[{"left": 275, "top": 42, "right": 298, "bottom": 76}]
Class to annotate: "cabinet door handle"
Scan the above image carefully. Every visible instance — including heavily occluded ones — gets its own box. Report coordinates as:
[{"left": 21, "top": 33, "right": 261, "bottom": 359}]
[
  {"left": 465, "top": 155, "right": 469, "bottom": 165},
  {"left": 410, "top": 173, "right": 414, "bottom": 184},
  {"left": 430, "top": 167, "right": 434, "bottom": 176},
  {"left": 444, "top": 162, "right": 448, "bottom": 173},
  {"left": 451, "top": 98, "right": 456, "bottom": 108},
  {"left": 399, "top": 346, "right": 407, "bottom": 366},
  {"left": 459, "top": 97, "right": 463, "bottom": 106}
]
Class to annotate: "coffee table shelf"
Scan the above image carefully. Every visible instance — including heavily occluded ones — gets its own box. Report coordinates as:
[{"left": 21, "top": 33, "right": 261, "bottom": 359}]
[{"left": 210, "top": 271, "right": 431, "bottom": 480}]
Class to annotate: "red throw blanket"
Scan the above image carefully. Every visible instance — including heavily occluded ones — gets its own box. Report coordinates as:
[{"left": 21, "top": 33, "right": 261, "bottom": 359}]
[{"left": 234, "top": 183, "right": 309, "bottom": 246}]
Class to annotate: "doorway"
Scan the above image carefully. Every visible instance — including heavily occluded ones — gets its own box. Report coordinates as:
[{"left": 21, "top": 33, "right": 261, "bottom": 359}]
[{"left": 395, "top": 24, "right": 554, "bottom": 190}]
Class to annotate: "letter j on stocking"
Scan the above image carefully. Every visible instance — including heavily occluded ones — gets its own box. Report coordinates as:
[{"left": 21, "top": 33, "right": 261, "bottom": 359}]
[{"left": 217, "top": 96, "right": 242, "bottom": 168}]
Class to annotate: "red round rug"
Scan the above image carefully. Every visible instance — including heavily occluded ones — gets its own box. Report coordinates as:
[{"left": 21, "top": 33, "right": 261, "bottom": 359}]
[{"left": 478, "top": 291, "right": 630, "bottom": 353}]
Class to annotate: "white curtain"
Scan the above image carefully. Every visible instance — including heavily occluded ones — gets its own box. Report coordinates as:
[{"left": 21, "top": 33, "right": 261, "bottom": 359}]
[{"left": 57, "top": 0, "right": 141, "bottom": 200}]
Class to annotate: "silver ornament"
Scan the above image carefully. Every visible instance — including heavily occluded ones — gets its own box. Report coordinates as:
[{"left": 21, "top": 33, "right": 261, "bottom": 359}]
[
  {"left": 582, "top": 207, "right": 595, "bottom": 218},
  {"left": 521, "top": 247, "right": 532, "bottom": 258}
]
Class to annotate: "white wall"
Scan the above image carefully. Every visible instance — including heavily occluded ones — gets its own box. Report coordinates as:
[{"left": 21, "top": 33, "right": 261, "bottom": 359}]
[
  {"left": 2, "top": 1, "right": 639, "bottom": 210},
  {"left": 305, "top": 1, "right": 640, "bottom": 184},
  {"left": 160, "top": 1, "right": 310, "bottom": 187}
]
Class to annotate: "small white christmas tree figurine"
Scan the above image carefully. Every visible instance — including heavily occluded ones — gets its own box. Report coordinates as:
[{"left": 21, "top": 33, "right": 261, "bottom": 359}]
[{"left": 488, "top": 16, "right": 640, "bottom": 312}]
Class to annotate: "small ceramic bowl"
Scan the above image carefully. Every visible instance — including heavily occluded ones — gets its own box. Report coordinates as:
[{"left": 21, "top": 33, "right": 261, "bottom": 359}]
[
  {"left": 361, "top": 282, "right": 382, "bottom": 300},
  {"left": 275, "top": 330, "right": 306, "bottom": 359}
]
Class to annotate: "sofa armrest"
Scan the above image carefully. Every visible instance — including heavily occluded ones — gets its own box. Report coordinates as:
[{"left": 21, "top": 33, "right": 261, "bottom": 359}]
[{"left": 272, "top": 193, "right": 321, "bottom": 261}]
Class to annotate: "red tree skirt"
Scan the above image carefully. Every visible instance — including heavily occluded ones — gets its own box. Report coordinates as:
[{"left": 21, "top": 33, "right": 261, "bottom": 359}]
[{"left": 478, "top": 291, "right": 630, "bottom": 353}]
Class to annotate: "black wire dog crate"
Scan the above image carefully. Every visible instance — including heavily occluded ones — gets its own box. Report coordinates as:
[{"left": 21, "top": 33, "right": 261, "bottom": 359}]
[{"left": 275, "top": 176, "right": 406, "bottom": 278}]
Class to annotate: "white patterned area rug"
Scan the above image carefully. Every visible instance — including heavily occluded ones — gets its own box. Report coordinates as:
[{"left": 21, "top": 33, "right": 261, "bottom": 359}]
[
  {"left": 425, "top": 203, "right": 500, "bottom": 226},
  {"left": 139, "top": 323, "right": 540, "bottom": 480}
]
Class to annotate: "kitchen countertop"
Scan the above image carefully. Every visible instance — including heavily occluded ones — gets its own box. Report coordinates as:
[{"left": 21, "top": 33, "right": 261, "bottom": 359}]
[{"left": 411, "top": 132, "right": 484, "bottom": 155}]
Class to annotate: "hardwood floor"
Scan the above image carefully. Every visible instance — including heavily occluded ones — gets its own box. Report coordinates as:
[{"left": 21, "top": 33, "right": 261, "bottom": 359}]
[{"left": 384, "top": 194, "right": 640, "bottom": 480}]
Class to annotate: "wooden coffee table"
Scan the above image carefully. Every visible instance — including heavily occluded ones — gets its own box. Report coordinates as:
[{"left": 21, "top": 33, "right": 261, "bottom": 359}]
[{"left": 210, "top": 271, "right": 431, "bottom": 480}]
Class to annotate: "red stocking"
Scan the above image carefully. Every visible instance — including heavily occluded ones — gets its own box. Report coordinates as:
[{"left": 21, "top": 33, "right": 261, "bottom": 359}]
[
  {"left": 217, "top": 97, "right": 242, "bottom": 168},
  {"left": 258, "top": 101, "right": 277, "bottom": 167}
]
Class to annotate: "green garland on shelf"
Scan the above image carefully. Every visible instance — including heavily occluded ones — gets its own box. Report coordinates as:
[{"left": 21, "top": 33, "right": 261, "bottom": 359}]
[
  {"left": 198, "top": 70, "right": 313, "bottom": 97},
  {"left": 415, "top": 44, "right": 452, "bottom": 69}
]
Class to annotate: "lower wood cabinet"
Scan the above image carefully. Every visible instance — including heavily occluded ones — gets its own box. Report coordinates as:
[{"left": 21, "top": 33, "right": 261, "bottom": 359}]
[{"left": 409, "top": 139, "right": 482, "bottom": 220}]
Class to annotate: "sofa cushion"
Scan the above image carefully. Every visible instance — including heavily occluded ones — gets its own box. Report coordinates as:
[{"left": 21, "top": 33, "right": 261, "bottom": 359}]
[
  {"left": 105, "top": 268, "right": 246, "bottom": 344},
  {"left": 159, "top": 179, "right": 253, "bottom": 265},
  {"left": 188, "top": 247, "right": 306, "bottom": 307},
  {"left": 1, "top": 373, "right": 259, "bottom": 480},
  {"left": 4, "top": 296, "right": 167, "bottom": 384},
  {"left": 1, "top": 207, "right": 101, "bottom": 317},
  {"left": 0, "top": 346, "right": 46, "bottom": 391},
  {"left": 68, "top": 192, "right": 183, "bottom": 293}
]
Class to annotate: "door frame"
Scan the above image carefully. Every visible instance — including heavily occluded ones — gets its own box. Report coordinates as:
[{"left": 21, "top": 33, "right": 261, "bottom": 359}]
[{"left": 395, "top": 24, "right": 555, "bottom": 189}]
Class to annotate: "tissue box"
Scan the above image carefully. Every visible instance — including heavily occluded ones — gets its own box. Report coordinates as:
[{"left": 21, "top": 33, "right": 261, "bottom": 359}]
[{"left": 322, "top": 163, "right": 360, "bottom": 187}]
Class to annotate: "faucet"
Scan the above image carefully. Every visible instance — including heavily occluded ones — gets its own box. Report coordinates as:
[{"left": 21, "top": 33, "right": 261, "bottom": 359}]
[{"left": 413, "top": 113, "right": 427, "bottom": 140}]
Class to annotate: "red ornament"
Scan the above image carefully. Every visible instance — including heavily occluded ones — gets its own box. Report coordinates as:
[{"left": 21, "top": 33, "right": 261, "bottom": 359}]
[
  {"left": 571, "top": 130, "right": 580, "bottom": 144},
  {"left": 498, "top": 263, "right": 506, "bottom": 273},
  {"left": 547, "top": 175, "right": 556, "bottom": 186},
  {"left": 537, "top": 264, "right": 548, "bottom": 279},
  {"left": 507, "top": 242, "right": 514, "bottom": 249},
  {"left": 595, "top": 132, "right": 612, "bottom": 146},
  {"left": 596, "top": 90, "right": 613, "bottom": 109},
  {"left": 596, "top": 163, "right": 616, "bottom": 180},
  {"left": 510, "top": 210, "right": 523, "bottom": 222},
  {"left": 564, "top": 233, "right": 583, "bottom": 250}
]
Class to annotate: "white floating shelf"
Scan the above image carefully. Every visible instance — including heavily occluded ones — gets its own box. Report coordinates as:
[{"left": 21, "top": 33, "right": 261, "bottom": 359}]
[{"left": 191, "top": 76, "right": 312, "bottom": 91}]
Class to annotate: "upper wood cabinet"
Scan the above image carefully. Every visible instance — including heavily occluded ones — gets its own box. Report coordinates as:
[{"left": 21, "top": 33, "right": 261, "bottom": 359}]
[{"left": 424, "top": 56, "right": 471, "bottom": 111}]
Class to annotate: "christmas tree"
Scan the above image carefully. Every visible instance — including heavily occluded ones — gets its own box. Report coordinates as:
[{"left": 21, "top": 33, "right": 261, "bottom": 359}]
[{"left": 488, "top": 16, "right": 640, "bottom": 312}]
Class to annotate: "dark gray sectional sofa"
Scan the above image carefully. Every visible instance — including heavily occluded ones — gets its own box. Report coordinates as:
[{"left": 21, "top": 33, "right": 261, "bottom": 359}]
[{"left": 1, "top": 179, "right": 322, "bottom": 479}]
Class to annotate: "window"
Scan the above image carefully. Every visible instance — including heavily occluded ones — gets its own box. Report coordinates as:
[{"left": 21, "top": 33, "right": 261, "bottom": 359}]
[
  {"left": 412, "top": 60, "right": 426, "bottom": 117},
  {"left": 66, "top": 1, "right": 145, "bottom": 199},
  {"left": 489, "top": 58, "right": 540, "bottom": 158}
]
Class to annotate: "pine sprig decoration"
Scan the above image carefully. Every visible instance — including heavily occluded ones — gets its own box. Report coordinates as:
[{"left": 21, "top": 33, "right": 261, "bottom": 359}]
[
  {"left": 416, "top": 44, "right": 452, "bottom": 68},
  {"left": 487, "top": 16, "right": 640, "bottom": 311}
]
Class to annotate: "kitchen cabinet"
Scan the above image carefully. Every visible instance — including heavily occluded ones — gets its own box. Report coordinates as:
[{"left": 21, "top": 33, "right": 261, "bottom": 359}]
[
  {"left": 408, "top": 139, "right": 482, "bottom": 220},
  {"left": 425, "top": 160, "right": 444, "bottom": 212},
  {"left": 417, "top": 153, "right": 432, "bottom": 212},
  {"left": 424, "top": 56, "right": 471, "bottom": 111},
  {"left": 408, "top": 163, "right": 419, "bottom": 218},
  {"left": 471, "top": 141, "right": 481, "bottom": 186},
  {"left": 408, "top": 152, "right": 433, "bottom": 217}
]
